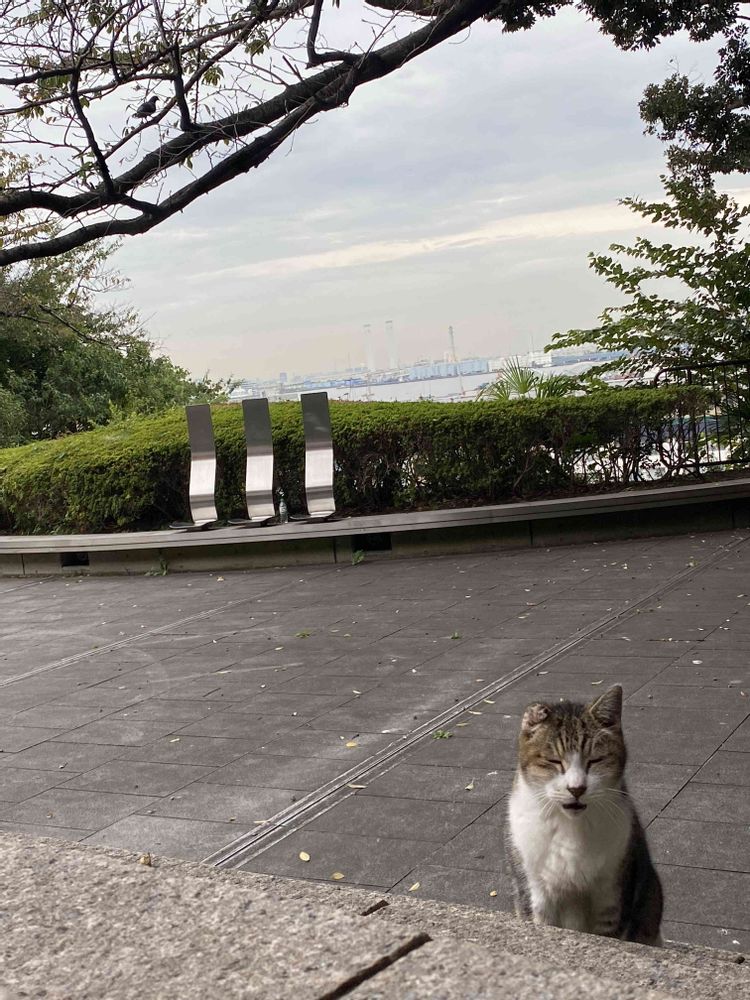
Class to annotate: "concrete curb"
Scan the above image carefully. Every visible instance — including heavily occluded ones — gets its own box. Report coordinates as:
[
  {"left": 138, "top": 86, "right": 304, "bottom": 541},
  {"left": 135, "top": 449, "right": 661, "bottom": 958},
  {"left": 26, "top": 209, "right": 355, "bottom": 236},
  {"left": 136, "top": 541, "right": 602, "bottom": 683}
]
[{"left": 1, "top": 833, "right": 746, "bottom": 999}]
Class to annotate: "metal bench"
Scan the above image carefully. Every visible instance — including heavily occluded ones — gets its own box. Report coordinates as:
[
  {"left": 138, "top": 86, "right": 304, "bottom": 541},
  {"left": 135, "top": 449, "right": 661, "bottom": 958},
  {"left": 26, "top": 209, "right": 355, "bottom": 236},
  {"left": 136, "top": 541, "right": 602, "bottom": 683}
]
[
  {"left": 170, "top": 403, "right": 220, "bottom": 531},
  {"left": 172, "top": 392, "right": 336, "bottom": 530},
  {"left": 230, "top": 398, "right": 275, "bottom": 527},
  {"left": 295, "top": 391, "right": 336, "bottom": 522}
]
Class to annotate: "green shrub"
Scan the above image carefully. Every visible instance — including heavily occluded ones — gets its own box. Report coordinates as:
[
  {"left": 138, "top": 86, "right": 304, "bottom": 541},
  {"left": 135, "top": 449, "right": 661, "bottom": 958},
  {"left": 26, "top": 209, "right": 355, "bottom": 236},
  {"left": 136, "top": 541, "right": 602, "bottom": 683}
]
[{"left": 0, "top": 387, "right": 704, "bottom": 535}]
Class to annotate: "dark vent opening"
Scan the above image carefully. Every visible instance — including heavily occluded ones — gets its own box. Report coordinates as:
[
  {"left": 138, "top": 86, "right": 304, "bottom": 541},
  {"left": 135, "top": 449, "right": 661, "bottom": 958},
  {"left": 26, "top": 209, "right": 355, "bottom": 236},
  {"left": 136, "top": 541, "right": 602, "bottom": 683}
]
[
  {"left": 351, "top": 532, "right": 392, "bottom": 552},
  {"left": 60, "top": 551, "right": 90, "bottom": 568}
]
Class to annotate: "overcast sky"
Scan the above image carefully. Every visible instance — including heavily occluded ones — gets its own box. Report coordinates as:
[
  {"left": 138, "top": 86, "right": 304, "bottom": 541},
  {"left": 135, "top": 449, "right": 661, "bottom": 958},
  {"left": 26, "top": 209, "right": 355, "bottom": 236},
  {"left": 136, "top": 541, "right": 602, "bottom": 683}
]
[{"left": 111, "top": 6, "right": 723, "bottom": 381}]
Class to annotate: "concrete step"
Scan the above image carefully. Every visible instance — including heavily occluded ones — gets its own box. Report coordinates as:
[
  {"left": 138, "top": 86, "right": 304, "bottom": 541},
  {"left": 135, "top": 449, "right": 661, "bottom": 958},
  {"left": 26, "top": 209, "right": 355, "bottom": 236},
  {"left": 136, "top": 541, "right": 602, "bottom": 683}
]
[{"left": 0, "top": 834, "right": 745, "bottom": 1000}]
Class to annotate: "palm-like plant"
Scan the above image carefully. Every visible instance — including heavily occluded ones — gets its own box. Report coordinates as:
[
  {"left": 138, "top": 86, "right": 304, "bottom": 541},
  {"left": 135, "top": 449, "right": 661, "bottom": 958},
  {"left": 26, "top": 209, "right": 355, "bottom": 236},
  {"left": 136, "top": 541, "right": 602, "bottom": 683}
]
[{"left": 477, "top": 358, "right": 578, "bottom": 401}]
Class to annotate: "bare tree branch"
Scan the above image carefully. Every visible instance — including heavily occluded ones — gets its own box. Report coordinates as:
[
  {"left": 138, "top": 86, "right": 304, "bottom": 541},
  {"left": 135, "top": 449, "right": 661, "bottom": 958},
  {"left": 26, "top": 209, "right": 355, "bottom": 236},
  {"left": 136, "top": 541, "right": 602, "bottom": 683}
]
[{"left": 0, "top": 0, "right": 739, "bottom": 265}]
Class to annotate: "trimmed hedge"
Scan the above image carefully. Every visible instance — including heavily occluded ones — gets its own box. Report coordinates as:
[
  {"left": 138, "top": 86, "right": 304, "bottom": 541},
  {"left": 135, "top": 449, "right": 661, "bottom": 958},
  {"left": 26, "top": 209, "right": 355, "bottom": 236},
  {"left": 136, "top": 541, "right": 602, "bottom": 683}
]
[{"left": 0, "top": 387, "right": 703, "bottom": 535}]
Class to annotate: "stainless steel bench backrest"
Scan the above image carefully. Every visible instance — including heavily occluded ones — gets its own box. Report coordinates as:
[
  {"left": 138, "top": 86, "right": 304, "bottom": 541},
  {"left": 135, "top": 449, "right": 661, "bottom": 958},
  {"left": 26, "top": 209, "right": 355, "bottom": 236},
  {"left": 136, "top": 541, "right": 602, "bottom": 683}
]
[
  {"left": 186, "top": 403, "right": 218, "bottom": 525},
  {"left": 301, "top": 391, "right": 335, "bottom": 517},
  {"left": 241, "top": 398, "right": 275, "bottom": 521}
]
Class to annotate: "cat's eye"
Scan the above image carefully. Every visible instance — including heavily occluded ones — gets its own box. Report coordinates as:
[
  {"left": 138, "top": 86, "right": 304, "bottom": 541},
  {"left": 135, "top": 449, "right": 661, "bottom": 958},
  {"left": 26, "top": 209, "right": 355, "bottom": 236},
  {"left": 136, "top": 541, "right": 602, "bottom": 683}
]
[
  {"left": 586, "top": 757, "right": 604, "bottom": 770},
  {"left": 545, "top": 758, "right": 562, "bottom": 767}
]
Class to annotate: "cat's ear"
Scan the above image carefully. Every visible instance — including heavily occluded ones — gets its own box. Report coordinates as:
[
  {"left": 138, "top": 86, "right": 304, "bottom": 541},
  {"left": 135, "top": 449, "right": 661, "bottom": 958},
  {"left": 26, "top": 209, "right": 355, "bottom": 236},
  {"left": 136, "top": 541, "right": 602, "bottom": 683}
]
[
  {"left": 587, "top": 685, "right": 622, "bottom": 728},
  {"left": 521, "top": 702, "right": 550, "bottom": 735}
]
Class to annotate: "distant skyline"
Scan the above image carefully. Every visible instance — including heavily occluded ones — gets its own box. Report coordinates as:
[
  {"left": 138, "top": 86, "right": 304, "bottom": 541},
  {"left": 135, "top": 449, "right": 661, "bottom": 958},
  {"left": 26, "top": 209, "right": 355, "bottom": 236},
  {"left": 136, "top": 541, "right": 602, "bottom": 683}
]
[{"left": 110, "top": 7, "right": 724, "bottom": 381}]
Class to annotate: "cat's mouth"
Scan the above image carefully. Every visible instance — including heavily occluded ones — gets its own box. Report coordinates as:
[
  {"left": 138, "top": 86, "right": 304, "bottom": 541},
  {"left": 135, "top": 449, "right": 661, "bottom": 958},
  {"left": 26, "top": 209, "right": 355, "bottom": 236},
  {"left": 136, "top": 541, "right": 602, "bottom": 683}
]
[{"left": 562, "top": 802, "right": 587, "bottom": 812}]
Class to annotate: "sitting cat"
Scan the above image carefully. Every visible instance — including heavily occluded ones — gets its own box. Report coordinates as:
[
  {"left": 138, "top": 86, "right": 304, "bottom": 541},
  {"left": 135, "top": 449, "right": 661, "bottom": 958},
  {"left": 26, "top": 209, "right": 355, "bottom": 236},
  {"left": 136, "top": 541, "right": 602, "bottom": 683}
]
[{"left": 505, "top": 684, "right": 663, "bottom": 945}]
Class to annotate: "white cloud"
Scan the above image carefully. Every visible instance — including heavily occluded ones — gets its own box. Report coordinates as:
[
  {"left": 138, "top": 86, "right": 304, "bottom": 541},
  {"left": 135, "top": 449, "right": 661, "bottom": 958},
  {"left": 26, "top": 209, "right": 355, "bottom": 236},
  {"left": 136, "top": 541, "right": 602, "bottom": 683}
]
[{"left": 190, "top": 201, "right": 642, "bottom": 280}]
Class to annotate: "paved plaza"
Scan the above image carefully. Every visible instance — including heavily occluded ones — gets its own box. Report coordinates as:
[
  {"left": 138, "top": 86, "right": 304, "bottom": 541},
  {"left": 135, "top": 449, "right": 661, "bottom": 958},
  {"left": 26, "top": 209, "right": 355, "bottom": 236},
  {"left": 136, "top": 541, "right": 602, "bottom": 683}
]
[{"left": 0, "top": 531, "right": 748, "bottom": 954}]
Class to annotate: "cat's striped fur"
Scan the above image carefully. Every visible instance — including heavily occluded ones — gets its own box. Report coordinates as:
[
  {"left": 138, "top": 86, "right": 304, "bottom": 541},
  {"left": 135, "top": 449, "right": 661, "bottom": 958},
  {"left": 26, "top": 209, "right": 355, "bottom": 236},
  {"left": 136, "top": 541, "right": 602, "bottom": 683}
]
[{"left": 505, "top": 685, "right": 663, "bottom": 945}]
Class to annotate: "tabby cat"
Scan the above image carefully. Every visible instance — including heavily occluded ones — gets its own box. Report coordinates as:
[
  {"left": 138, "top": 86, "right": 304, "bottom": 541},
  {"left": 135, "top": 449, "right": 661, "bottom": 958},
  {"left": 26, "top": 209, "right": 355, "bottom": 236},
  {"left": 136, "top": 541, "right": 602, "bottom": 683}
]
[{"left": 505, "top": 684, "right": 663, "bottom": 945}]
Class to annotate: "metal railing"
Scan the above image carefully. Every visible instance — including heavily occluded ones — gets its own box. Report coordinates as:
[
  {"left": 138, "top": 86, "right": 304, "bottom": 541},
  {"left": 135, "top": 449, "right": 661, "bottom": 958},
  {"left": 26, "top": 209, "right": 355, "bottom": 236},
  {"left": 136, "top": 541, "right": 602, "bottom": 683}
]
[{"left": 654, "top": 359, "right": 750, "bottom": 475}]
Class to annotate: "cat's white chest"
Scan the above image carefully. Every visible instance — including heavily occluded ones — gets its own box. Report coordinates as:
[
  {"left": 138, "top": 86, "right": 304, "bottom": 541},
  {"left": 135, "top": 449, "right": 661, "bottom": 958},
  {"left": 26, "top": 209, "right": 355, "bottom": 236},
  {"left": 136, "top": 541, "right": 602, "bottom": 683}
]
[{"left": 508, "top": 779, "right": 631, "bottom": 898}]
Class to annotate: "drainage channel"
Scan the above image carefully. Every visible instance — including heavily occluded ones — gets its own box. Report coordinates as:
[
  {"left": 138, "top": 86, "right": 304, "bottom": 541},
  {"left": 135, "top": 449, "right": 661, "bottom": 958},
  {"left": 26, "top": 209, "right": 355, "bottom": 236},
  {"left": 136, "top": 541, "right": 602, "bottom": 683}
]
[{"left": 206, "top": 532, "right": 748, "bottom": 870}]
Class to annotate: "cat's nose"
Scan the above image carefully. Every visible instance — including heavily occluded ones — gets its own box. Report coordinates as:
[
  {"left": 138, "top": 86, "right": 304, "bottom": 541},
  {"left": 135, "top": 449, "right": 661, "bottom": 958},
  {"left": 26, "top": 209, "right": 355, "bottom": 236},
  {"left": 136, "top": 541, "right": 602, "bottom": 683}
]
[{"left": 567, "top": 785, "right": 586, "bottom": 800}]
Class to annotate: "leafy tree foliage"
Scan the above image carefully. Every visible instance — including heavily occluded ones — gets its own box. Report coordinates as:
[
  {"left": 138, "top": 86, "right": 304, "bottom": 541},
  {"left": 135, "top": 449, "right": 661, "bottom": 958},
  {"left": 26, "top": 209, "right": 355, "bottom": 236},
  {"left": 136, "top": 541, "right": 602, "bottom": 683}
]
[
  {"left": 640, "top": 16, "right": 750, "bottom": 182},
  {"left": 547, "top": 177, "right": 750, "bottom": 380},
  {"left": 0, "top": 1, "right": 740, "bottom": 264},
  {"left": 550, "top": 6, "right": 750, "bottom": 380},
  {"left": 0, "top": 243, "right": 229, "bottom": 445}
]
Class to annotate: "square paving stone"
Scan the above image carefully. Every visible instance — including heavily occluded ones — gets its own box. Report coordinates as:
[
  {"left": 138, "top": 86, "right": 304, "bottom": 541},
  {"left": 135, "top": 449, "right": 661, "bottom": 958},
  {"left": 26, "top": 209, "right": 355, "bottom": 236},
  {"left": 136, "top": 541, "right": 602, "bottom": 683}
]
[
  {"left": 426, "top": 713, "right": 519, "bottom": 743},
  {"left": 0, "top": 725, "right": 64, "bottom": 752},
  {"left": 622, "top": 704, "right": 745, "bottom": 736},
  {"left": 8, "top": 704, "right": 113, "bottom": 730},
  {"left": 270, "top": 674, "right": 382, "bottom": 696},
  {"left": 0, "top": 820, "right": 91, "bottom": 842},
  {"left": 147, "top": 782, "right": 299, "bottom": 824},
  {"left": 122, "top": 735, "right": 263, "bottom": 767},
  {"left": 390, "top": 863, "right": 513, "bottom": 911},
  {"left": 662, "top": 920, "right": 749, "bottom": 953},
  {"left": 359, "top": 764, "right": 512, "bottom": 805},
  {"left": 408, "top": 736, "right": 517, "bottom": 771},
  {"left": 693, "top": 750, "right": 750, "bottom": 786},
  {"left": 108, "top": 699, "right": 232, "bottom": 722},
  {"left": 662, "top": 781, "right": 750, "bottom": 824},
  {"left": 551, "top": 654, "right": 678, "bottom": 676},
  {"left": 174, "top": 713, "right": 307, "bottom": 741},
  {"left": 0, "top": 767, "right": 71, "bottom": 802},
  {"left": 658, "top": 864, "right": 750, "bottom": 930},
  {"left": 208, "top": 754, "right": 347, "bottom": 790},
  {"left": 306, "top": 794, "right": 487, "bottom": 842},
  {"left": 240, "top": 828, "right": 438, "bottom": 888},
  {"left": 57, "top": 687, "right": 150, "bottom": 709},
  {"left": 648, "top": 817, "right": 750, "bottom": 873},
  {"left": 724, "top": 711, "right": 750, "bottom": 751},
  {"left": 0, "top": 741, "right": 123, "bottom": 773},
  {"left": 55, "top": 720, "right": 179, "bottom": 746},
  {"left": 304, "top": 708, "right": 437, "bottom": 734},
  {"left": 655, "top": 663, "right": 750, "bottom": 687},
  {"left": 303, "top": 654, "right": 411, "bottom": 678},
  {"left": 61, "top": 760, "right": 217, "bottom": 796},
  {"left": 625, "top": 761, "right": 698, "bottom": 799},
  {"left": 82, "top": 814, "right": 239, "bottom": 861},
  {"left": 422, "top": 819, "right": 507, "bottom": 873},
  {"left": 624, "top": 732, "right": 723, "bottom": 767},
  {"left": 578, "top": 639, "right": 691, "bottom": 658},
  {"left": 0, "top": 788, "right": 157, "bottom": 830},
  {"left": 627, "top": 683, "right": 750, "bottom": 713},
  {"left": 253, "top": 730, "right": 397, "bottom": 762}
]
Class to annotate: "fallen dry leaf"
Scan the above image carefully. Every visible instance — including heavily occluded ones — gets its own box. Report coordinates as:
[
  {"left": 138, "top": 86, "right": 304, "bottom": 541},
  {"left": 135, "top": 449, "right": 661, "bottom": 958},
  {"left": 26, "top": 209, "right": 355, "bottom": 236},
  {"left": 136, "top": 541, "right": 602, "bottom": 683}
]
[
  {"left": 169, "top": 737, "right": 180, "bottom": 743},
  {"left": 331, "top": 872, "right": 345, "bottom": 881},
  {"left": 299, "top": 851, "right": 311, "bottom": 862},
  {"left": 408, "top": 882, "right": 420, "bottom": 892},
  {"left": 345, "top": 740, "right": 358, "bottom": 748},
  {"left": 456, "top": 722, "right": 470, "bottom": 728},
  {"left": 489, "top": 890, "right": 498, "bottom": 897},
  {"left": 483, "top": 699, "right": 495, "bottom": 705},
  {"left": 465, "top": 779, "right": 475, "bottom": 791},
  {"left": 348, "top": 784, "right": 367, "bottom": 789},
  {"left": 137, "top": 853, "right": 152, "bottom": 867},
  {"left": 591, "top": 680, "right": 603, "bottom": 686},
  {"left": 467, "top": 710, "right": 482, "bottom": 716}
]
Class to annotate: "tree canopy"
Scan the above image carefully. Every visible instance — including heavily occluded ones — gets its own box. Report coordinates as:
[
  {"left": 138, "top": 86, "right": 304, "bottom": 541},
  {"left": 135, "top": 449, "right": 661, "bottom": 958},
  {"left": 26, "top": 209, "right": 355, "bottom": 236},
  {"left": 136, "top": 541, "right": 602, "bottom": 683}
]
[
  {"left": 0, "top": 0, "right": 740, "bottom": 265},
  {"left": 549, "top": 4, "right": 750, "bottom": 379},
  {"left": 547, "top": 178, "right": 750, "bottom": 379},
  {"left": 0, "top": 244, "right": 230, "bottom": 445}
]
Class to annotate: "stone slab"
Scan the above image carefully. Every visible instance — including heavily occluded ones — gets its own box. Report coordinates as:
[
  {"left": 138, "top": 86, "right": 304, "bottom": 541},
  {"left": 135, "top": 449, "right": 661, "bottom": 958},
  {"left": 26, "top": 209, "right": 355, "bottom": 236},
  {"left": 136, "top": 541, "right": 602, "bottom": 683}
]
[{"left": 2, "top": 833, "right": 748, "bottom": 1000}]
